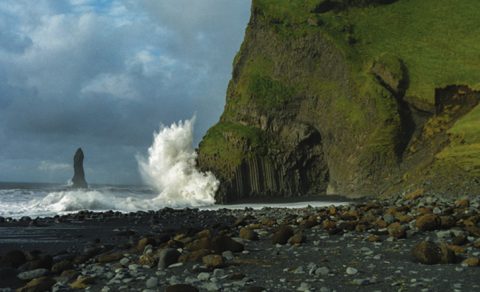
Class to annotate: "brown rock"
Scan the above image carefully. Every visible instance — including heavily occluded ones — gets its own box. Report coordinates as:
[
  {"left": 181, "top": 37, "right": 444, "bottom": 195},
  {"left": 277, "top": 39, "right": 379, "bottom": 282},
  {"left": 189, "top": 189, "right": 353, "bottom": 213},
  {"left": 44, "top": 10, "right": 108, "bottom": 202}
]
[
  {"left": 212, "top": 236, "right": 244, "bottom": 253},
  {"left": 157, "top": 248, "right": 181, "bottom": 269},
  {"left": 138, "top": 254, "right": 157, "bottom": 267},
  {"left": 341, "top": 210, "right": 359, "bottom": 220},
  {"left": 288, "top": 233, "right": 306, "bottom": 245},
  {"left": 248, "top": 223, "right": 262, "bottom": 229},
  {"left": 137, "top": 237, "right": 155, "bottom": 252},
  {"left": 186, "top": 237, "right": 212, "bottom": 251},
  {"left": 16, "top": 276, "right": 55, "bottom": 292},
  {"left": 387, "top": 222, "right": 406, "bottom": 239},
  {"left": 417, "top": 207, "right": 433, "bottom": 215},
  {"left": 328, "top": 206, "right": 337, "bottom": 215},
  {"left": 51, "top": 260, "right": 73, "bottom": 274},
  {"left": 367, "top": 234, "right": 382, "bottom": 242},
  {"left": 396, "top": 214, "right": 413, "bottom": 224},
  {"left": 196, "top": 229, "right": 212, "bottom": 238},
  {"left": 322, "top": 220, "right": 337, "bottom": 230},
  {"left": 239, "top": 228, "right": 258, "bottom": 241},
  {"left": 416, "top": 214, "right": 441, "bottom": 231},
  {"left": 374, "top": 219, "right": 388, "bottom": 229},
  {"left": 411, "top": 240, "right": 455, "bottom": 264},
  {"left": 404, "top": 188, "right": 424, "bottom": 200},
  {"left": 473, "top": 239, "right": 480, "bottom": 248},
  {"left": 462, "top": 257, "right": 480, "bottom": 267},
  {"left": 272, "top": 225, "right": 294, "bottom": 245},
  {"left": 70, "top": 275, "right": 95, "bottom": 289},
  {"left": 452, "top": 235, "right": 468, "bottom": 246},
  {"left": 465, "top": 225, "right": 480, "bottom": 237},
  {"left": 260, "top": 218, "right": 276, "bottom": 227},
  {"left": 58, "top": 270, "right": 79, "bottom": 282},
  {"left": 97, "top": 252, "right": 123, "bottom": 263},
  {"left": 202, "top": 254, "right": 224, "bottom": 268},
  {"left": 302, "top": 216, "right": 318, "bottom": 228},
  {"left": 165, "top": 284, "right": 199, "bottom": 292},
  {"left": 355, "top": 224, "right": 367, "bottom": 233},
  {"left": 338, "top": 221, "right": 357, "bottom": 231},
  {"left": 440, "top": 216, "right": 456, "bottom": 229},
  {"left": 455, "top": 199, "right": 470, "bottom": 208},
  {"left": 385, "top": 207, "right": 397, "bottom": 215},
  {"left": 448, "top": 244, "right": 466, "bottom": 255},
  {"left": 234, "top": 215, "right": 255, "bottom": 226},
  {"left": 179, "top": 249, "right": 211, "bottom": 262}
]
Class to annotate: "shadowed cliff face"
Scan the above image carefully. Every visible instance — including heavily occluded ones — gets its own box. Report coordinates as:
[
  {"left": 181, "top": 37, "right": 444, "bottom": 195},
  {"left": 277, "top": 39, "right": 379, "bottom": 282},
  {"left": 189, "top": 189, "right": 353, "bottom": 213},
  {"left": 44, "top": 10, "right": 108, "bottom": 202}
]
[
  {"left": 198, "top": 0, "right": 480, "bottom": 202},
  {"left": 72, "top": 148, "right": 88, "bottom": 188}
]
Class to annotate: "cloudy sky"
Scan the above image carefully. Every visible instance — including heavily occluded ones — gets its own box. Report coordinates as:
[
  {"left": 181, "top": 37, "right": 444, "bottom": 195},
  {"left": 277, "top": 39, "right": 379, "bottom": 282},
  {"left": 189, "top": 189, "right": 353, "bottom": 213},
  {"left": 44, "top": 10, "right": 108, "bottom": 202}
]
[{"left": 0, "top": 0, "right": 251, "bottom": 185}]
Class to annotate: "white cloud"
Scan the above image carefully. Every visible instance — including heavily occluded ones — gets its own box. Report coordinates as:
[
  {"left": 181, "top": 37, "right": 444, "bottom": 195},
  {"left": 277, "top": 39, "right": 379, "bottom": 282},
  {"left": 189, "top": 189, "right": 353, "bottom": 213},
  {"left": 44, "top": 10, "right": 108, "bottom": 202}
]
[
  {"left": 126, "top": 48, "right": 177, "bottom": 78},
  {"left": 0, "top": 0, "right": 251, "bottom": 184},
  {"left": 81, "top": 73, "right": 138, "bottom": 99}
]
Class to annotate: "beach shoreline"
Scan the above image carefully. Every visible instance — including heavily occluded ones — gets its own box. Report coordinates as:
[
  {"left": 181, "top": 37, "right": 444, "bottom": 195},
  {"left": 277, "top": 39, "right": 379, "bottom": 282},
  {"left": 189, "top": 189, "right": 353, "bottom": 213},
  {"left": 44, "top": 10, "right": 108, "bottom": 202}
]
[{"left": 1, "top": 194, "right": 479, "bottom": 291}]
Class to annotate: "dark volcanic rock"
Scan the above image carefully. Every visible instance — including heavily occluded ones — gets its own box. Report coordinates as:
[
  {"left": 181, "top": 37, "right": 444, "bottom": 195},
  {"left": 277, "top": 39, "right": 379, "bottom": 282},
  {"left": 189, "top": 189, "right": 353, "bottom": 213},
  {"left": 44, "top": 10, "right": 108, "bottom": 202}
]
[
  {"left": 272, "top": 225, "right": 294, "bottom": 245},
  {"left": 411, "top": 240, "right": 455, "bottom": 265},
  {"left": 17, "top": 276, "right": 55, "bottom": 292},
  {"left": 212, "top": 236, "right": 244, "bottom": 253},
  {"left": 71, "top": 148, "right": 88, "bottom": 188},
  {"left": 0, "top": 250, "right": 26, "bottom": 268},
  {"left": 158, "top": 248, "right": 181, "bottom": 269}
]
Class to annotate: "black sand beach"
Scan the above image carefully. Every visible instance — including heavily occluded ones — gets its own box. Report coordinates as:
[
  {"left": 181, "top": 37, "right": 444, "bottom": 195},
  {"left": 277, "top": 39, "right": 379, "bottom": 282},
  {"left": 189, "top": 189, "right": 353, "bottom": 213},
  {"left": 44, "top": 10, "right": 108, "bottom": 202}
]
[{"left": 1, "top": 193, "right": 480, "bottom": 291}]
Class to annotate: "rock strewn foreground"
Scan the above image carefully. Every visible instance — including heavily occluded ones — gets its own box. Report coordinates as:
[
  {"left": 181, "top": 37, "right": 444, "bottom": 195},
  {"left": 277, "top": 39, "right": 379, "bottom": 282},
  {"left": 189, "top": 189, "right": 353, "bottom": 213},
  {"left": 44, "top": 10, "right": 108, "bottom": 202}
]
[{"left": 2, "top": 192, "right": 480, "bottom": 291}]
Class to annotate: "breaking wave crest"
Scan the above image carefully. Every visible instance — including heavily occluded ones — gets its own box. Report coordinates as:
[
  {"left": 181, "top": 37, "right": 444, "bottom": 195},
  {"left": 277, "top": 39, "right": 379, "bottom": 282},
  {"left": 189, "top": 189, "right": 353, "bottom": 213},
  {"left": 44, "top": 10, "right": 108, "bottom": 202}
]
[
  {"left": 138, "top": 117, "right": 219, "bottom": 207},
  {"left": 0, "top": 118, "right": 219, "bottom": 218}
]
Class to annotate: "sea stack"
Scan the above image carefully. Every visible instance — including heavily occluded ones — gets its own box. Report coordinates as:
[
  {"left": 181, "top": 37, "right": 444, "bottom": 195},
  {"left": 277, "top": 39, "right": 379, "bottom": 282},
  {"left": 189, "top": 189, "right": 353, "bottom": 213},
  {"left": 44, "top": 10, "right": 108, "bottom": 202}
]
[{"left": 72, "top": 148, "right": 88, "bottom": 188}]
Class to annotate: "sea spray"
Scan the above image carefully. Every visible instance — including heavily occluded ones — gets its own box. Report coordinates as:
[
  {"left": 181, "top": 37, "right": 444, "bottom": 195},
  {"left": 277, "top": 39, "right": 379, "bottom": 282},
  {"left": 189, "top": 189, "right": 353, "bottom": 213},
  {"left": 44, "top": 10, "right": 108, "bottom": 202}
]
[
  {"left": 138, "top": 117, "right": 219, "bottom": 207},
  {"left": 0, "top": 118, "right": 219, "bottom": 217}
]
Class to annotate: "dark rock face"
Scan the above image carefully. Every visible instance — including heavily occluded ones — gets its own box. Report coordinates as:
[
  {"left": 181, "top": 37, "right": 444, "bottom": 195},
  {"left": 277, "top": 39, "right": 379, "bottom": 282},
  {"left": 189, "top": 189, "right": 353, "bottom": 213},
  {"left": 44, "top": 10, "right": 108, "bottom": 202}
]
[
  {"left": 72, "top": 148, "right": 88, "bottom": 188},
  {"left": 197, "top": 0, "right": 480, "bottom": 203}
]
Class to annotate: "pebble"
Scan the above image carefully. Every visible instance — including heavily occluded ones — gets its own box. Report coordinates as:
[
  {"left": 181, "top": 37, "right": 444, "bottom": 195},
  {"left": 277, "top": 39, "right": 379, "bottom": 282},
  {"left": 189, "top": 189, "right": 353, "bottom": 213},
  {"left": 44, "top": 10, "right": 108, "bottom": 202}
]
[
  {"left": 315, "top": 267, "right": 330, "bottom": 276},
  {"left": 145, "top": 277, "right": 158, "bottom": 289},
  {"left": 202, "top": 282, "right": 220, "bottom": 291},
  {"left": 197, "top": 272, "right": 210, "bottom": 281},
  {"left": 222, "top": 251, "right": 234, "bottom": 261},
  {"left": 352, "top": 278, "right": 370, "bottom": 285},
  {"left": 346, "top": 267, "right": 358, "bottom": 275},
  {"left": 17, "top": 268, "right": 49, "bottom": 280},
  {"left": 297, "top": 282, "right": 311, "bottom": 291},
  {"left": 120, "top": 258, "right": 130, "bottom": 266}
]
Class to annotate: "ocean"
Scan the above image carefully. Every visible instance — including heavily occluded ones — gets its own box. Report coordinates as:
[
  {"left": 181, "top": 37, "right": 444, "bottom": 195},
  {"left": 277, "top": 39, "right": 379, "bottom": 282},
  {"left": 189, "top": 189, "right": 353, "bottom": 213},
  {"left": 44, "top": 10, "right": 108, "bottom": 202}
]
[
  {"left": 0, "top": 182, "right": 348, "bottom": 219},
  {"left": 0, "top": 118, "right": 347, "bottom": 219},
  {"left": 0, "top": 182, "right": 157, "bottom": 218}
]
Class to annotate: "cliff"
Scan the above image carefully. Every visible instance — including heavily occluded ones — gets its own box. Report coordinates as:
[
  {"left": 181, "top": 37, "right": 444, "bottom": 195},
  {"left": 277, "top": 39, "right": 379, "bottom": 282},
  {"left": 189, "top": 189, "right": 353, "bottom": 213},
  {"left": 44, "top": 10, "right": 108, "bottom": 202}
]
[{"left": 198, "top": 0, "right": 480, "bottom": 203}]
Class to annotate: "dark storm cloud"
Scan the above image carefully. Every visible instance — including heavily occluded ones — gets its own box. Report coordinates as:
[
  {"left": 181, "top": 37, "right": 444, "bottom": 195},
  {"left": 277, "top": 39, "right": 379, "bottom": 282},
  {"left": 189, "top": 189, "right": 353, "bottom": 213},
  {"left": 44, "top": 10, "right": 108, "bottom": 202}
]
[{"left": 0, "top": 0, "right": 251, "bottom": 184}]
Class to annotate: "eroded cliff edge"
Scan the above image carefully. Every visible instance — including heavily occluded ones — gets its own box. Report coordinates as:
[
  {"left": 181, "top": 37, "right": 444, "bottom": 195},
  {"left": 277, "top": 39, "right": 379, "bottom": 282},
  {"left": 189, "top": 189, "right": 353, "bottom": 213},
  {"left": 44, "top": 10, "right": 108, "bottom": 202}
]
[{"left": 198, "top": 0, "right": 480, "bottom": 203}]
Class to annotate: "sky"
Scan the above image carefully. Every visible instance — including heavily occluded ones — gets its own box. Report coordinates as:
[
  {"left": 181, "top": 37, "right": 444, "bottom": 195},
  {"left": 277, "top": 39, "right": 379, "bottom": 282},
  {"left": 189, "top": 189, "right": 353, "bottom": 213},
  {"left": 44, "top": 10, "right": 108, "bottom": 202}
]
[{"left": 0, "top": 0, "right": 251, "bottom": 185}]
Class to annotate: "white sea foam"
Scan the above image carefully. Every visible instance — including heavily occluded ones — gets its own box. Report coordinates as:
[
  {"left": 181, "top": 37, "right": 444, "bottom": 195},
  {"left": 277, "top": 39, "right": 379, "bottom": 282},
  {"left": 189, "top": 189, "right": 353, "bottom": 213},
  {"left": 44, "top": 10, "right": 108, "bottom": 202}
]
[{"left": 138, "top": 117, "right": 219, "bottom": 207}]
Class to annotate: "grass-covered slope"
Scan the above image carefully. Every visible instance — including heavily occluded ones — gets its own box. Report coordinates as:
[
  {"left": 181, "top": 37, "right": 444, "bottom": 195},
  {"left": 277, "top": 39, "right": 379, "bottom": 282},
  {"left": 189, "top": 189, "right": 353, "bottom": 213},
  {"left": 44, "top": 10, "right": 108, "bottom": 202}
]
[{"left": 198, "top": 0, "right": 480, "bottom": 202}]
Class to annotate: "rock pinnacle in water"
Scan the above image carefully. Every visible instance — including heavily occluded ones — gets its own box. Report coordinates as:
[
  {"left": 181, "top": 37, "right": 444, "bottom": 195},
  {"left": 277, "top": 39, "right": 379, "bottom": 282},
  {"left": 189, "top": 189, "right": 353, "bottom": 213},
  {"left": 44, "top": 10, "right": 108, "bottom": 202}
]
[{"left": 72, "top": 148, "right": 88, "bottom": 188}]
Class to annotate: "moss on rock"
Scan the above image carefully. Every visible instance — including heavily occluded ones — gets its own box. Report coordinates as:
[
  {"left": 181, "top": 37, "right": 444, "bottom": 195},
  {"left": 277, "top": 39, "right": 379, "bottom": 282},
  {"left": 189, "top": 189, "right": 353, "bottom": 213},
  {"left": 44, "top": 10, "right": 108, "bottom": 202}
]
[{"left": 198, "top": 0, "right": 480, "bottom": 202}]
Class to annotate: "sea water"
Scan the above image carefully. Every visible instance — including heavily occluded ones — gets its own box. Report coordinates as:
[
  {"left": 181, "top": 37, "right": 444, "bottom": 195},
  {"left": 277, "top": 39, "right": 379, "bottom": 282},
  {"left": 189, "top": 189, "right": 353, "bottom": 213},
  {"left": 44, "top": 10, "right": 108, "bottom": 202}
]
[
  {"left": 0, "top": 118, "right": 346, "bottom": 218},
  {"left": 0, "top": 183, "right": 346, "bottom": 218}
]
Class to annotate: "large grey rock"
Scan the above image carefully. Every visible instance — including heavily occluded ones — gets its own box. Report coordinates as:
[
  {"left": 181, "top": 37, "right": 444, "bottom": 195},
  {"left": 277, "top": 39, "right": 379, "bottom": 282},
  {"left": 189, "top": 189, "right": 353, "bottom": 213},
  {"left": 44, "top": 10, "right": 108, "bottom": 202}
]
[{"left": 72, "top": 148, "right": 88, "bottom": 188}]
